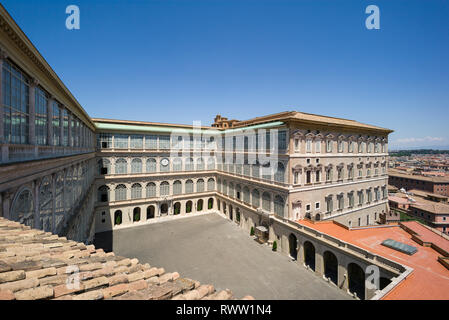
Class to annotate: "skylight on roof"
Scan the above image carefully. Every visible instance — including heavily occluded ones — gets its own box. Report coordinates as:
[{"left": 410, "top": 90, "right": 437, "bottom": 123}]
[{"left": 381, "top": 239, "right": 418, "bottom": 255}]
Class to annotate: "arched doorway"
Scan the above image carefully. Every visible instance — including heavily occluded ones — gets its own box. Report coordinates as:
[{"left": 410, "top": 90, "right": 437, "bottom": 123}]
[
  {"left": 289, "top": 234, "right": 298, "bottom": 260},
  {"left": 236, "top": 208, "right": 241, "bottom": 224},
  {"left": 208, "top": 198, "right": 214, "bottom": 210},
  {"left": 303, "top": 241, "right": 315, "bottom": 271},
  {"left": 197, "top": 199, "right": 203, "bottom": 212},
  {"left": 348, "top": 263, "right": 365, "bottom": 299},
  {"left": 174, "top": 202, "right": 181, "bottom": 215},
  {"left": 147, "top": 206, "right": 155, "bottom": 219},
  {"left": 133, "top": 207, "right": 141, "bottom": 222},
  {"left": 323, "top": 251, "right": 338, "bottom": 285},
  {"left": 160, "top": 203, "right": 168, "bottom": 215},
  {"left": 186, "top": 201, "right": 192, "bottom": 213},
  {"left": 229, "top": 205, "right": 233, "bottom": 221},
  {"left": 114, "top": 210, "right": 122, "bottom": 225}
]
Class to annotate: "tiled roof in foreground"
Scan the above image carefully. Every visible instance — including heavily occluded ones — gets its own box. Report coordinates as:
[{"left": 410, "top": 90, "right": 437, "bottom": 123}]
[{"left": 0, "top": 218, "right": 253, "bottom": 300}]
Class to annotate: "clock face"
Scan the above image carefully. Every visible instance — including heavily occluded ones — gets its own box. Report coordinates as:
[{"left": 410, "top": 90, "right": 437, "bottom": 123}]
[{"left": 161, "top": 158, "right": 169, "bottom": 166}]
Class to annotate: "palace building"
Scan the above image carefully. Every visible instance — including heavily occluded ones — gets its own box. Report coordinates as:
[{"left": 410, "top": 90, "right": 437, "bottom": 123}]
[{"left": 2, "top": 4, "right": 449, "bottom": 301}]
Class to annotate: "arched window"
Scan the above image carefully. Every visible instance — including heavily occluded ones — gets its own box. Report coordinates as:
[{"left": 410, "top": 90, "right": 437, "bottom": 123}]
[
  {"left": 252, "top": 189, "right": 260, "bottom": 208},
  {"left": 262, "top": 192, "right": 271, "bottom": 211},
  {"left": 115, "top": 184, "right": 127, "bottom": 201},
  {"left": 173, "top": 180, "right": 182, "bottom": 195},
  {"left": 207, "top": 178, "right": 215, "bottom": 191},
  {"left": 147, "top": 206, "right": 155, "bottom": 219},
  {"left": 196, "top": 158, "right": 205, "bottom": 171},
  {"left": 207, "top": 157, "right": 215, "bottom": 170},
  {"left": 243, "top": 186, "right": 250, "bottom": 204},
  {"left": 146, "top": 182, "right": 156, "bottom": 197},
  {"left": 173, "top": 202, "right": 181, "bottom": 215},
  {"left": 196, "top": 179, "right": 205, "bottom": 192},
  {"left": 115, "top": 158, "right": 127, "bottom": 174},
  {"left": 185, "top": 180, "right": 194, "bottom": 193},
  {"left": 274, "top": 162, "right": 285, "bottom": 183},
  {"left": 197, "top": 199, "right": 203, "bottom": 211},
  {"left": 185, "top": 158, "right": 194, "bottom": 171},
  {"left": 173, "top": 158, "right": 182, "bottom": 171},
  {"left": 131, "top": 158, "right": 142, "bottom": 173},
  {"left": 208, "top": 198, "right": 214, "bottom": 210},
  {"left": 133, "top": 207, "right": 141, "bottom": 222},
  {"left": 98, "top": 158, "right": 110, "bottom": 175},
  {"left": 160, "top": 181, "right": 170, "bottom": 196},
  {"left": 274, "top": 195, "right": 285, "bottom": 217},
  {"left": 114, "top": 210, "right": 122, "bottom": 225},
  {"left": 186, "top": 200, "right": 193, "bottom": 213},
  {"left": 11, "top": 188, "right": 34, "bottom": 227},
  {"left": 146, "top": 158, "right": 157, "bottom": 173},
  {"left": 131, "top": 183, "right": 142, "bottom": 199},
  {"left": 98, "top": 185, "right": 110, "bottom": 202}
]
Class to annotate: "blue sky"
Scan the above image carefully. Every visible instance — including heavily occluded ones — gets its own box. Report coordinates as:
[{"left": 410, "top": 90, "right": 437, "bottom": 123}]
[{"left": 2, "top": 0, "right": 449, "bottom": 149}]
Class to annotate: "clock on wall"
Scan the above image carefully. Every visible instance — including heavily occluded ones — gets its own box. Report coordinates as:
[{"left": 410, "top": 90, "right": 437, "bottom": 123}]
[{"left": 161, "top": 158, "right": 169, "bottom": 167}]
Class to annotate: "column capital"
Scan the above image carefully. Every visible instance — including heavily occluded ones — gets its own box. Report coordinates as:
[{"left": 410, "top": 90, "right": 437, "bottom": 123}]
[{"left": 29, "top": 77, "right": 39, "bottom": 88}]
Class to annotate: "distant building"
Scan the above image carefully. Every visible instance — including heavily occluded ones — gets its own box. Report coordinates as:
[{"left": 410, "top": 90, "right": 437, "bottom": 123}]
[{"left": 389, "top": 169, "right": 449, "bottom": 197}]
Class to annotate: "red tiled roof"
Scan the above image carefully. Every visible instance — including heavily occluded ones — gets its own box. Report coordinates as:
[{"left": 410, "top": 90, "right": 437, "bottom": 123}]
[{"left": 296, "top": 220, "right": 449, "bottom": 300}]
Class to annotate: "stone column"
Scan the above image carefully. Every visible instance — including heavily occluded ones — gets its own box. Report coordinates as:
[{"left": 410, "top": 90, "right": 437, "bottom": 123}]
[{"left": 29, "top": 79, "right": 38, "bottom": 147}]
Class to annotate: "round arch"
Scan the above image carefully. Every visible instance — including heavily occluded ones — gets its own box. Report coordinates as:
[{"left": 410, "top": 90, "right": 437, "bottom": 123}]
[
  {"left": 303, "top": 241, "right": 316, "bottom": 271},
  {"left": 289, "top": 234, "right": 298, "bottom": 260},
  {"left": 323, "top": 251, "right": 338, "bottom": 285},
  {"left": 348, "top": 262, "right": 365, "bottom": 300}
]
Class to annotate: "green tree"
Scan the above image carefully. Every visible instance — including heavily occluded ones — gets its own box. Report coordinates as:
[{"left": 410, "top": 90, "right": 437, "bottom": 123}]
[{"left": 272, "top": 241, "right": 277, "bottom": 252}]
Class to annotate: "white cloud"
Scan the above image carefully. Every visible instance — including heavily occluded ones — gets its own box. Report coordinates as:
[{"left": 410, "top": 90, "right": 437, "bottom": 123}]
[
  {"left": 393, "top": 136, "right": 446, "bottom": 145},
  {"left": 390, "top": 136, "right": 448, "bottom": 148}
]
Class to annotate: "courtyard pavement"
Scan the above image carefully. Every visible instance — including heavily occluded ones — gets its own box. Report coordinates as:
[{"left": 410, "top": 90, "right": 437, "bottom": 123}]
[{"left": 94, "top": 213, "right": 352, "bottom": 300}]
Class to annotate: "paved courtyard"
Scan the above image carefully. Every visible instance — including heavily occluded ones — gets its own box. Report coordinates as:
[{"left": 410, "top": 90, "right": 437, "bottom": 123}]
[{"left": 94, "top": 213, "right": 351, "bottom": 300}]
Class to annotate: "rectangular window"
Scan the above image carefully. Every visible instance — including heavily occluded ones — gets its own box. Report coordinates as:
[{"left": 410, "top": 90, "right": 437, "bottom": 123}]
[
  {"left": 326, "top": 140, "right": 332, "bottom": 153},
  {"left": 52, "top": 102, "right": 60, "bottom": 146},
  {"left": 278, "top": 130, "right": 287, "bottom": 151},
  {"left": 35, "top": 87, "right": 48, "bottom": 145},
  {"left": 98, "top": 133, "right": 112, "bottom": 149},
  {"left": 294, "top": 138, "right": 299, "bottom": 152},
  {"left": 348, "top": 192, "right": 354, "bottom": 207},
  {"left": 338, "top": 140, "right": 344, "bottom": 153},
  {"left": 159, "top": 135, "right": 170, "bottom": 149},
  {"left": 315, "top": 140, "right": 321, "bottom": 153},
  {"left": 2, "top": 60, "right": 30, "bottom": 145},
  {"left": 349, "top": 141, "right": 354, "bottom": 153},
  {"left": 130, "top": 135, "right": 143, "bottom": 149},
  {"left": 62, "top": 109, "right": 69, "bottom": 146},
  {"left": 114, "top": 134, "right": 129, "bottom": 149},
  {"left": 145, "top": 135, "right": 158, "bottom": 149},
  {"left": 306, "top": 139, "right": 312, "bottom": 153}
]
